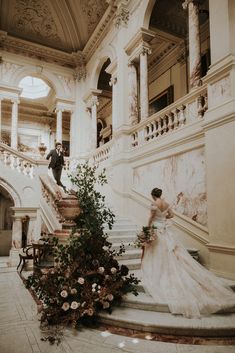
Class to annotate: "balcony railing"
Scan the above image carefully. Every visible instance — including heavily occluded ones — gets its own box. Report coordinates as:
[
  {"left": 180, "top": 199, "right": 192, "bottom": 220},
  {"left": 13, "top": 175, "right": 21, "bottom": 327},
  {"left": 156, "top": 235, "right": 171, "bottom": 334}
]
[{"left": 130, "top": 85, "right": 207, "bottom": 148}]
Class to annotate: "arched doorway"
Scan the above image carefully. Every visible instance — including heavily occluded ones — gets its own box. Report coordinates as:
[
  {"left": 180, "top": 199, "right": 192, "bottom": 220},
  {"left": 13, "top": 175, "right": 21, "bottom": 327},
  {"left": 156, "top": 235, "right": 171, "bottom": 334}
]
[{"left": 0, "top": 185, "right": 14, "bottom": 256}]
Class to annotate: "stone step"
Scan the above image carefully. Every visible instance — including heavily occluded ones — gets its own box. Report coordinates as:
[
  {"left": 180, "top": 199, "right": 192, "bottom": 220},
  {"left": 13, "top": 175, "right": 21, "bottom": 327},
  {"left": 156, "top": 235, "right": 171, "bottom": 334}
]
[
  {"left": 108, "top": 232, "right": 137, "bottom": 241},
  {"left": 112, "top": 242, "right": 136, "bottom": 251},
  {"left": 115, "top": 249, "right": 142, "bottom": 261},
  {"left": 118, "top": 258, "right": 141, "bottom": 270},
  {"left": 121, "top": 291, "right": 235, "bottom": 314},
  {"left": 98, "top": 306, "right": 235, "bottom": 337},
  {"left": 122, "top": 292, "right": 170, "bottom": 313},
  {"left": 109, "top": 224, "right": 139, "bottom": 231}
]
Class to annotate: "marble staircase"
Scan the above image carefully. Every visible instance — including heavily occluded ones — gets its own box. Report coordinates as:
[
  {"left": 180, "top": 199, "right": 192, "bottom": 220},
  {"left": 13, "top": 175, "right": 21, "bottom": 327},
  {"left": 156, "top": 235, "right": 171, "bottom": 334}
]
[{"left": 104, "top": 218, "right": 235, "bottom": 337}]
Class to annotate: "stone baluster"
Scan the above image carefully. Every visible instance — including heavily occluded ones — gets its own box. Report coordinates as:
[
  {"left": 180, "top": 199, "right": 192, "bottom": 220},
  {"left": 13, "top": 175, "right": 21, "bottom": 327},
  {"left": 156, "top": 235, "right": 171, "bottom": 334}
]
[
  {"left": 167, "top": 113, "right": 174, "bottom": 131},
  {"left": 140, "top": 46, "right": 151, "bottom": 121},
  {"left": 12, "top": 155, "right": 18, "bottom": 170},
  {"left": 157, "top": 118, "right": 162, "bottom": 136},
  {"left": 172, "top": 108, "right": 179, "bottom": 129},
  {"left": 178, "top": 105, "right": 186, "bottom": 127},
  {"left": 25, "top": 162, "right": 31, "bottom": 177},
  {"left": 56, "top": 108, "right": 63, "bottom": 143},
  {"left": 18, "top": 158, "right": 24, "bottom": 174},
  {"left": 4, "top": 151, "right": 11, "bottom": 166},
  {"left": 11, "top": 99, "right": 19, "bottom": 149},
  {"left": 128, "top": 62, "right": 138, "bottom": 125},
  {"left": 162, "top": 116, "right": 168, "bottom": 134},
  {"left": 182, "top": 0, "right": 201, "bottom": 88}
]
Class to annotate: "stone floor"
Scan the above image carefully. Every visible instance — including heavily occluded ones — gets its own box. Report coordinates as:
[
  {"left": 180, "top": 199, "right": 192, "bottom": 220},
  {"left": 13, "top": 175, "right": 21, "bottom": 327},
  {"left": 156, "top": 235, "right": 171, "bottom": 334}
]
[{"left": 0, "top": 258, "right": 235, "bottom": 353}]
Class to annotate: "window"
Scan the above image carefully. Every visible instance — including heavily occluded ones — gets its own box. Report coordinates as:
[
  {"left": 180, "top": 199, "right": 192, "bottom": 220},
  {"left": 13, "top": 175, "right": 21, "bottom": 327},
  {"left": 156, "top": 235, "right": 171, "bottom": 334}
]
[
  {"left": 149, "top": 85, "right": 174, "bottom": 116},
  {"left": 19, "top": 76, "right": 51, "bottom": 99}
]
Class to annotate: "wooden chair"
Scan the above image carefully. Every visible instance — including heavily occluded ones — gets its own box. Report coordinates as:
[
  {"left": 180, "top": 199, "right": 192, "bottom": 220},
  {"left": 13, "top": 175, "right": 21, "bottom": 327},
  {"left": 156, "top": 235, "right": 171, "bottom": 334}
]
[
  {"left": 32, "top": 242, "right": 54, "bottom": 273},
  {"left": 17, "top": 245, "right": 34, "bottom": 273}
]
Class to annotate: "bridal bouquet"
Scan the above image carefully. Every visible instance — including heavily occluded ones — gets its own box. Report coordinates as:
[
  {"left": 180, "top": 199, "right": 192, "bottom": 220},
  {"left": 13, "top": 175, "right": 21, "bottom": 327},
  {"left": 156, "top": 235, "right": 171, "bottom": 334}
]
[{"left": 134, "top": 225, "right": 157, "bottom": 248}]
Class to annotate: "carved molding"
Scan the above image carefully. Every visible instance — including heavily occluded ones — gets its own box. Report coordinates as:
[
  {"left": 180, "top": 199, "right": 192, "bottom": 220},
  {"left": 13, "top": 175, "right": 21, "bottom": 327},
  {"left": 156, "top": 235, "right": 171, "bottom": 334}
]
[{"left": 114, "top": 6, "right": 129, "bottom": 28}]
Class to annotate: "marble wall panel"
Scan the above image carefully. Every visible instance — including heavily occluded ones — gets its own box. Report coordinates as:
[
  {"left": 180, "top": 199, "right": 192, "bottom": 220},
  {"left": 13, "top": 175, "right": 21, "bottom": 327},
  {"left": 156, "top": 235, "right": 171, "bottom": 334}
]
[{"left": 133, "top": 148, "right": 207, "bottom": 226}]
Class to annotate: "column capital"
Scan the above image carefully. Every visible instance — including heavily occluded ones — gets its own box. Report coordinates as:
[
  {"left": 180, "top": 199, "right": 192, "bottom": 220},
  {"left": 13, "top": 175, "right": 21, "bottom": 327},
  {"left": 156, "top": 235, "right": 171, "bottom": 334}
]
[
  {"left": 182, "top": 0, "right": 199, "bottom": 10},
  {"left": 140, "top": 43, "right": 152, "bottom": 57},
  {"left": 109, "top": 76, "right": 117, "bottom": 86},
  {"left": 11, "top": 98, "right": 20, "bottom": 105},
  {"left": 83, "top": 89, "right": 102, "bottom": 107}
]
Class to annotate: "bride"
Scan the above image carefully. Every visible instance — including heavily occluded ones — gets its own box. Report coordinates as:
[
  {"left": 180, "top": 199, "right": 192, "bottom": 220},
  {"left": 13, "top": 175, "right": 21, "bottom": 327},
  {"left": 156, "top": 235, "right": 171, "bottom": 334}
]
[{"left": 141, "top": 187, "right": 235, "bottom": 318}]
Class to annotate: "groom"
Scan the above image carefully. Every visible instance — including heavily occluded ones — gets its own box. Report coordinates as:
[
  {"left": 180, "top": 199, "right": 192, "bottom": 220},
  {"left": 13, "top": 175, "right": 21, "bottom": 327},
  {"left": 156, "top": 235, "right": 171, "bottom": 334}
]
[{"left": 46, "top": 142, "right": 67, "bottom": 192}]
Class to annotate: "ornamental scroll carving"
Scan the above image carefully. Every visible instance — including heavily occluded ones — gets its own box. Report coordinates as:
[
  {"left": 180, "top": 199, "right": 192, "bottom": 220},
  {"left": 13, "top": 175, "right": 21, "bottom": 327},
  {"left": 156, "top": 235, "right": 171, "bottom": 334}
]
[
  {"left": 81, "top": 0, "right": 108, "bottom": 35},
  {"left": 13, "top": 0, "right": 61, "bottom": 42}
]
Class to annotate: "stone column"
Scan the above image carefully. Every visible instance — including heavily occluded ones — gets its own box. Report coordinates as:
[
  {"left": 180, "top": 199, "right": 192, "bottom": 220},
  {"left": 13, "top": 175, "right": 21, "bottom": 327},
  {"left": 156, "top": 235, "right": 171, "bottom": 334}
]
[
  {"left": 90, "top": 96, "right": 99, "bottom": 150},
  {"left": 0, "top": 99, "right": 2, "bottom": 141},
  {"left": 140, "top": 46, "right": 151, "bottom": 121},
  {"left": 56, "top": 109, "right": 63, "bottom": 143},
  {"left": 10, "top": 99, "right": 19, "bottom": 149},
  {"left": 109, "top": 75, "right": 118, "bottom": 131},
  {"left": 182, "top": 0, "right": 201, "bottom": 88},
  {"left": 128, "top": 62, "right": 138, "bottom": 125},
  {"left": 11, "top": 216, "right": 22, "bottom": 249}
]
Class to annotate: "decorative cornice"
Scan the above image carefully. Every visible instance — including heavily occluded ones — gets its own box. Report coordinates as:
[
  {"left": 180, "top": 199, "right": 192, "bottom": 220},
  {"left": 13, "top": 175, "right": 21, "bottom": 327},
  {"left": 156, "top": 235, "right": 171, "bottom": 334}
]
[
  {"left": 0, "top": 31, "right": 74, "bottom": 68},
  {"left": 124, "top": 27, "right": 155, "bottom": 61},
  {"left": 114, "top": 3, "right": 129, "bottom": 28}
]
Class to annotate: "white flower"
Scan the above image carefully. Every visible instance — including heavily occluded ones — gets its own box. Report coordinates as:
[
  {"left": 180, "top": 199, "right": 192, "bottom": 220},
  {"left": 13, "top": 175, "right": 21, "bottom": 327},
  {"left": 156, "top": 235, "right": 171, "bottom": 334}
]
[
  {"left": 60, "top": 290, "right": 68, "bottom": 298},
  {"left": 92, "top": 283, "right": 97, "bottom": 288},
  {"left": 102, "top": 246, "right": 109, "bottom": 251},
  {"left": 107, "top": 294, "right": 114, "bottom": 301},
  {"left": 81, "top": 301, "right": 86, "bottom": 307},
  {"left": 70, "top": 288, "right": 77, "bottom": 295},
  {"left": 71, "top": 301, "right": 80, "bottom": 310},
  {"left": 97, "top": 290, "right": 101, "bottom": 294},
  {"left": 98, "top": 267, "right": 105, "bottom": 274},
  {"left": 78, "top": 277, "right": 85, "bottom": 285},
  {"left": 111, "top": 267, "right": 117, "bottom": 274},
  {"left": 103, "top": 301, "right": 110, "bottom": 309},
  {"left": 62, "top": 302, "right": 70, "bottom": 311},
  {"left": 98, "top": 285, "right": 101, "bottom": 289},
  {"left": 92, "top": 288, "right": 96, "bottom": 292}
]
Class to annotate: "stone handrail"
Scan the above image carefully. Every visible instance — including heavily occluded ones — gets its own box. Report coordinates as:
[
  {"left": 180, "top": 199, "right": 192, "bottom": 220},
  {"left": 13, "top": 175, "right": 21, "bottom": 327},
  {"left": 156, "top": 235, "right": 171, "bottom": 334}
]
[
  {"left": 89, "top": 140, "right": 113, "bottom": 165},
  {"left": 130, "top": 85, "right": 208, "bottom": 148},
  {"left": 40, "top": 174, "right": 80, "bottom": 228},
  {"left": 0, "top": 141, "right": 48, "bottom": 178}
]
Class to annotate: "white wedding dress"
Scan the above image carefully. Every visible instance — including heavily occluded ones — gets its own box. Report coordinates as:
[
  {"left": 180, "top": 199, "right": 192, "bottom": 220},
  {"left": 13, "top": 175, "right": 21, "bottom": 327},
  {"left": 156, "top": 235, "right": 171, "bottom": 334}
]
[{"left": 141, "top": 205, "right": 235, "bottom": 318}]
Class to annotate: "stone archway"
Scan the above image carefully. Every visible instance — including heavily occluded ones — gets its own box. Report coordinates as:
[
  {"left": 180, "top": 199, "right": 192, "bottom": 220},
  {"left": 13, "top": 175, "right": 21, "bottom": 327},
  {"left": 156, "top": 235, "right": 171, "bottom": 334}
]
[{"left": 0, "top": 181, "right": 19, "bottom": 256}]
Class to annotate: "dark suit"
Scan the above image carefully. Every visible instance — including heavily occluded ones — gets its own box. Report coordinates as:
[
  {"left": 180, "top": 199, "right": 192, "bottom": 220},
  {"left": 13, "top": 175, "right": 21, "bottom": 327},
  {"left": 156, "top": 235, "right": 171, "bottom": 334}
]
[{"left": 46, "top": 148, "right": 65, "bottom": 188}]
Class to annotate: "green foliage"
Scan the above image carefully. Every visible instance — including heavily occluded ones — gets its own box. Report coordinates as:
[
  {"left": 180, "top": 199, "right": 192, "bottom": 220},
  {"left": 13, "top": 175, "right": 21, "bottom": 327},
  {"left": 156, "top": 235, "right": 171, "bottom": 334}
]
[{"left": 26, "top": 162, "right": 139, "bottom": 327}]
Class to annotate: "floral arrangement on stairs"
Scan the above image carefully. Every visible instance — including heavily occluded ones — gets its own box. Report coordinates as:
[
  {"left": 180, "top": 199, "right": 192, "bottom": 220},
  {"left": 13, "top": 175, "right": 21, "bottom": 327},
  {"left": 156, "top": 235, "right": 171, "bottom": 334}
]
[{"left": 26, "top": 162, "right": 139, "bottom": 329}]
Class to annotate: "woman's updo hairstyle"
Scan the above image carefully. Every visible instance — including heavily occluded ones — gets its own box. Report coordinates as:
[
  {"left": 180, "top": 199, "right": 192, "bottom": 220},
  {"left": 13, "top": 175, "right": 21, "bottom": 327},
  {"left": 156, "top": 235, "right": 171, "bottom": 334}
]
[{"left": 151, "top": 187, "right": 162, "bottom": 198}]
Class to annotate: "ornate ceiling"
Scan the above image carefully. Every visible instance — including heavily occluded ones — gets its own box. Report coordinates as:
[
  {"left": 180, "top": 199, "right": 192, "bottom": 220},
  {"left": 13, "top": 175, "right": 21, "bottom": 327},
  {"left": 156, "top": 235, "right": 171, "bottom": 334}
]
[{"left": 0, "top": 0, "right": 108, "bottom": 53}]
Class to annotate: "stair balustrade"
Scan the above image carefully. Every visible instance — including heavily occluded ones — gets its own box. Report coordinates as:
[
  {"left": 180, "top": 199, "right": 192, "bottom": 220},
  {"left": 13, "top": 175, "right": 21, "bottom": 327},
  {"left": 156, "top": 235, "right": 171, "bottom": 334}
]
[{"left": 0, "top": 142, "right": 48, "bottom": 178}]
